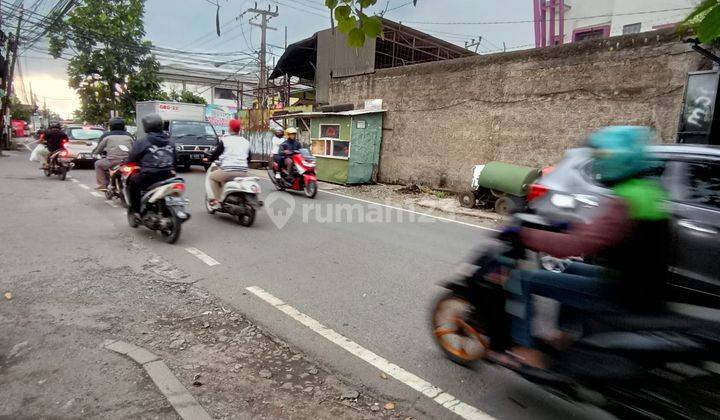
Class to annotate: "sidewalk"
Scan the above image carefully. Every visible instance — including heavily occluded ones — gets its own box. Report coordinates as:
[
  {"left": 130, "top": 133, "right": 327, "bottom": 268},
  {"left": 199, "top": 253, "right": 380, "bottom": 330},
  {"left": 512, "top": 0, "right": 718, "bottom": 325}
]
[{"left": 0, "top": 150, "right": 406, "bottom": 419}]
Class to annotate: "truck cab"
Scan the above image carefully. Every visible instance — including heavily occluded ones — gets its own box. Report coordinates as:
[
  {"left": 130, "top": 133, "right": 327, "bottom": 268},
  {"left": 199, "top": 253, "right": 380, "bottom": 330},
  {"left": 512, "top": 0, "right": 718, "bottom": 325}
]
[{"left": 165, "top": 120, "right": 219, "bottom": 170}]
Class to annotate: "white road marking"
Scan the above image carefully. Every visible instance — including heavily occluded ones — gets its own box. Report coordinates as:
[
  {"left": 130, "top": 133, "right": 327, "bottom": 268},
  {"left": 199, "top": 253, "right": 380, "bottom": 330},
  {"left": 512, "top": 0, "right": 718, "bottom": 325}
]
[
  {"left": 70, "top": 178, "right": 79, "bottom": 183},
  {"left": 320, "top": 190, "right": 499, "bottom": 232},
  {"left": 78, "top": 183, "right": 90, "bottom": 190},
  {"left": 246, "top": 286, "right": 495, "bottom": 420},
  {"left": 90, "top": 191, "right": 104, "bottom": 198},
  {"left": 105, "top": 200, "right": 119, "bottom": 208},
  {"left": 185, "top": 247, "right": 220, "bottom": 267}
]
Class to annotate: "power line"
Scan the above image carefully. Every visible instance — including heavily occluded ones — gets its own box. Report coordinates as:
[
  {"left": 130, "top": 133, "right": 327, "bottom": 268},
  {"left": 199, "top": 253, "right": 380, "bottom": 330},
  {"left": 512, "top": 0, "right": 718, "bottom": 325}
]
[{"left": 402, "top": 7, "right": 694, "bottom": 25}]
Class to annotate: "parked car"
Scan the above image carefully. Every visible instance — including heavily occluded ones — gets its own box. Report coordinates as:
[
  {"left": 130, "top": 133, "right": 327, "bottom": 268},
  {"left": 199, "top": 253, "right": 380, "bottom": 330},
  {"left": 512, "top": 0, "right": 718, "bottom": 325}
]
[
  {"left": 64, "top": 125, "right": 105, "bottom": 167},
  {"left": 529, "top": 144, "right": 720, "bottom": 308}
]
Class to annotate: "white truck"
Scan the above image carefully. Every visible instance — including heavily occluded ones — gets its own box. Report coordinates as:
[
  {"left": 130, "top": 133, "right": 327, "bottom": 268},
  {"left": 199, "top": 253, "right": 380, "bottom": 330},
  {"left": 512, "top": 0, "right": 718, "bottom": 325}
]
[{"left": 136, "top": 101, "right": 219, "bottom": 170}]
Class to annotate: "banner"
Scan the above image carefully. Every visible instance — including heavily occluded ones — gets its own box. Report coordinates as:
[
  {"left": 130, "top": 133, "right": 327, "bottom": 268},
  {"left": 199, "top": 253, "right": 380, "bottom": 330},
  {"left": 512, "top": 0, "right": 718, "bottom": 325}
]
[{"left": 205, "top": 104, "right": 237, "bottom": 135}]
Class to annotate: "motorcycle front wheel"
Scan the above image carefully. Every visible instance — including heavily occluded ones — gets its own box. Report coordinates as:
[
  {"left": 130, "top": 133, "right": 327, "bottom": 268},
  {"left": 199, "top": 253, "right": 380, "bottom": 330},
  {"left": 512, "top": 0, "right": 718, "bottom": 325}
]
[
  {"left": 430, "top": 292, "right": 489, "bottom": 366},
  {"left": 160, "top": 206, "right": 182, "bottom": 244},
  {"left": 304, "top": 180, "right": 318, "bottom": 198}
]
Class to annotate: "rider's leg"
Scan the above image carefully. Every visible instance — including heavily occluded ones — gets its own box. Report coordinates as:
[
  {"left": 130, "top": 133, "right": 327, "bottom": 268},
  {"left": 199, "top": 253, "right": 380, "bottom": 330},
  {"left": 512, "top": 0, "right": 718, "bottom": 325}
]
[{"left": 94, "top": 158, "right": 112, "bottom": 189}]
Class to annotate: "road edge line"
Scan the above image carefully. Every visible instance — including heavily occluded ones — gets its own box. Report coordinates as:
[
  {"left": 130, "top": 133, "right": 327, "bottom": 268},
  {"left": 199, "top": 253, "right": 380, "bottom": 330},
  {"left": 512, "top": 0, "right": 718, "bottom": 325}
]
[
  {"left": 103, "top": 339, "right": 212, "bottom": 420},
  {"left": 245, "top": 286, "right": 496, "bottom": 420},
  {"left": 319, "top": 190, "right": 500, "bottom": 232}
]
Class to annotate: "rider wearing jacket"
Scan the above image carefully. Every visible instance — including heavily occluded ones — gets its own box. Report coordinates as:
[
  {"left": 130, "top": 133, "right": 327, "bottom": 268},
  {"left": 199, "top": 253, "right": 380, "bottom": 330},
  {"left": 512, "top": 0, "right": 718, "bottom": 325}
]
[
  {"left": 126, "top": 113, "right": 176, "bottom": 215},
  {"left": 279, "top": 127, "right": 301, "bottom": 178},
  {"left": 204, "top": 119, "right": 252, "bottom": 209},
  {"left": 501, "top": 126, "right": 670, "bottom": 369},
  {"left": 93, "top": 117, "right": 134, "bottom": 190},
  {"left": 40, "top": 121, "right": 69, "bottom": 167}
]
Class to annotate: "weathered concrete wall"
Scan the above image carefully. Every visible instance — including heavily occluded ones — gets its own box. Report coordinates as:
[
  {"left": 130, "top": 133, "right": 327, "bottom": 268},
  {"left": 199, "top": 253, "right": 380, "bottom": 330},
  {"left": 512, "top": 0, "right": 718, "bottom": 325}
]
[{"left": 329, "top": 30, "right": 709, "bottom": 190}]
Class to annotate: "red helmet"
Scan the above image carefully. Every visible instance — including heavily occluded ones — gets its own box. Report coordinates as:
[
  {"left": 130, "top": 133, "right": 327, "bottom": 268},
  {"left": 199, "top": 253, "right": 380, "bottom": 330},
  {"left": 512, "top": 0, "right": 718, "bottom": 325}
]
[{"left": 228, "top": 119, "right": 242, "bottom": 133}]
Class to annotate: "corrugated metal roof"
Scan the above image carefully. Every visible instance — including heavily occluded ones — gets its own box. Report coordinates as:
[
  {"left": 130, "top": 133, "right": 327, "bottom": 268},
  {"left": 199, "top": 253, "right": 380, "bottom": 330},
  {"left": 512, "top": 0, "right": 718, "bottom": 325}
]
[{"left": 271, "top": 109, "right": 387, "bottom": 119}]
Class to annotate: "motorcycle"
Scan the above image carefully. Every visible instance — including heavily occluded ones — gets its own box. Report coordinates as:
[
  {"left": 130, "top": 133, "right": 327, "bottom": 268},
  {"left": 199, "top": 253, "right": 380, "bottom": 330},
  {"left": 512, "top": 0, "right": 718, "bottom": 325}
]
[
  {"left": 124, "top": 166, "right": 191, "bottom": 244},
  {"left": 267, "top": 149, "right": 318, "bottom": 198},
  {"left": 104, "top": 145, "right": 131, "bottom": 206},
  {"left": 204, "top": 162, "right": 263, "bottom": 226},
  {"left": 430, "top": 213, "right": 720, "bottom": 419},
  {"left": 43, "top": 142, "right": 73, "bottom": 180}
]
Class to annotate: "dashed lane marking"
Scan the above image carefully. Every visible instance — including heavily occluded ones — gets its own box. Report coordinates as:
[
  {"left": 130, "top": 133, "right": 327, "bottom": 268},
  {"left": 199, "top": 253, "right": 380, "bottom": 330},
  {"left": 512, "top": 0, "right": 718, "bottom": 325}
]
[
  {"left": 90, "top": 191, "right": 104, "bottom": 198},
  {"left": 105, "top": 200, "right": 119, "bottom": 208},
  {"left": 78, "top": 183, "right": 90, "bottom": 190},
  {"left": 246, "top": 286, "right": 496, "bottom": 420},
  {"left": 184, "top": 247, "right": 220, "bottom": 267}
]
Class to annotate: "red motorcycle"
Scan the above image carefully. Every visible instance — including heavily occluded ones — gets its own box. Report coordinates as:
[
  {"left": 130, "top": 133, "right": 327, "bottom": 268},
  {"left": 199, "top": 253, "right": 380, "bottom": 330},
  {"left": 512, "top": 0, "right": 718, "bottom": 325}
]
[{"left": 268, "top": 149, "right": 318, "bottom": 198}]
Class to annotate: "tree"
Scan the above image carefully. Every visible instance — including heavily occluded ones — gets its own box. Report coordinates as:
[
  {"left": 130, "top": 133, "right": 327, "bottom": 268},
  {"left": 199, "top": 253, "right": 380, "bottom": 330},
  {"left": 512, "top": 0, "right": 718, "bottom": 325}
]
[
  {"left": 48, "top": 0, "right": 165, "bottom": 124},
  {"left": 162, "top": 89, "right": 207, "bottom": 104},
  {"left": 324, "top": 0, "right": 418, "bottom": 47},
  {"left": 682, "top": 0, "right": 720, "bottom": 43},
  {"left": 9, "top": 96, "right": 33, "bottom": 121}
]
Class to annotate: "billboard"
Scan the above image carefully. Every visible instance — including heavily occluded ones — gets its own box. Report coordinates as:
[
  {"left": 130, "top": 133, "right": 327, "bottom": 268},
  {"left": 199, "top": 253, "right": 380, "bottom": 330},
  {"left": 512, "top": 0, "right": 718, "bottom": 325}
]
[{"left": 205, "top": 104, "right": 238, "bottom": 135}]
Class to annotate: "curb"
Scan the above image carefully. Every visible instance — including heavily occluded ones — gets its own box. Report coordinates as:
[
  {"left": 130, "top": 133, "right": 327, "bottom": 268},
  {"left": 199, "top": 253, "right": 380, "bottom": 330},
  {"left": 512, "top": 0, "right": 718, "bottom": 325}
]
[{"left": 103, "top": 339, "right": 212, "bottom": 420}]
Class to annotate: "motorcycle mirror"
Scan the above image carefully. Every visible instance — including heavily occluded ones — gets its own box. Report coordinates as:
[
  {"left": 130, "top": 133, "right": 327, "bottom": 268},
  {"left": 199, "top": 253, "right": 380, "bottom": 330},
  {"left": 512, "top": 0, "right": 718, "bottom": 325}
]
[{"left": 118, "top": 144, "right": 129, "bottom": 152}]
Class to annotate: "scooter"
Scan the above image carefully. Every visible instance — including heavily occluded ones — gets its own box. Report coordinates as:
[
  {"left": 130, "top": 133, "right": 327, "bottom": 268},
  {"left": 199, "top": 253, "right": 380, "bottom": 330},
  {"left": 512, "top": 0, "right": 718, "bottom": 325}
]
[
  {"left": 43, "top": 141, "right": 73, "bottom": 181},
  {"left": 204, "top": 162, "right": 263, "bottom": 226},
  {"left": 104, "top": 145, "right": 131, "bottom": 206},
  {"left": 267, "top": 149, "right": 318, "bottom": 198},
  {"left": 430, "top": 213, "right": 720, "bottom": 419},
  {"left": 124, "top": 166, "right": 191, "bottom": 244}
]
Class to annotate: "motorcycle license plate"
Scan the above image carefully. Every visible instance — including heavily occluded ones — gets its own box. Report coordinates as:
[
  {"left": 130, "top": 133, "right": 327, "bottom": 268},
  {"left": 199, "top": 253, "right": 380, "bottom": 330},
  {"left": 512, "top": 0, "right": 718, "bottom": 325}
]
[{"left": 192, "top": 154, "right": 202, "bottom": 159}]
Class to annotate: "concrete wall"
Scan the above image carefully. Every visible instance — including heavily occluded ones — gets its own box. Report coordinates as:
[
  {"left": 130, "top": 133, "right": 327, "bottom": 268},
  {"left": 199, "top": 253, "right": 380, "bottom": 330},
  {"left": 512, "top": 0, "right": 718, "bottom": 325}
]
[{"left": 328, "top": 30, "right": 709, "bottom": 190}]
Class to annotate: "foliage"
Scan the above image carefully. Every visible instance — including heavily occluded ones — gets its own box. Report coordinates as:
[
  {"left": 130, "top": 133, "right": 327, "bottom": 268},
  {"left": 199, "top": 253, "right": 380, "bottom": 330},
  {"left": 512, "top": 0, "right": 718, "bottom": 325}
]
[
  {"left": 681, "top": 0, "right": 720, "bottom": 43},
  {"left": 48, "top": 0, "right": 165, "bottom": 124},
  {"left": 162, "top": 89, "right": 207, "bottom": 104},
  {"left": 9, "top": 96, "right": 33, "bottom": 121},
  {"left": 324, "top": 0, "right": 416, "bottom": 47}
]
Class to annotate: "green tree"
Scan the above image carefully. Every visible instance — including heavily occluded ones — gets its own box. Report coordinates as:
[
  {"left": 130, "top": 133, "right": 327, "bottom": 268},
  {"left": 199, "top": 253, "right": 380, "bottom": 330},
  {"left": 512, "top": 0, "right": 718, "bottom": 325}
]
[
  {"left": 682, "top": 0, "right": 720, "bottom": 43},
  {"left": 48, "top": 0, "right": 165, "bottom": 124},
  {"left": 324, "top": 0, "right": 418, "bottom": 47},
  {"left": 162, "top": 89, "right": 207, "bottom": 104},
  {"left": 9, "top": 96, "right": 33, "bottom": 121}
]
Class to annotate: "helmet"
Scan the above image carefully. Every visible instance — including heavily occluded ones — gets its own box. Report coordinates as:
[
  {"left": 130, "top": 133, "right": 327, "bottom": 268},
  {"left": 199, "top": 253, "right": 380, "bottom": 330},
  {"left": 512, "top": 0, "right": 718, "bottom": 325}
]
[
  {"left": 285, "top": 127, "right": 297, "bottom": 136},
  {"left": 228, "top": 119, "right": 242, "bottom": 133},
  {"left": 141, "top": 113, "right": 163, "bottom": 133},
  {"left": 108, "top": 117, "right": 126, "bottom": 131},
  {"left": 49, "top": 120, "right": 61, "bottom": 129},
  {"left": 588, "top": 126, "right": 651, "bottom": 183}
]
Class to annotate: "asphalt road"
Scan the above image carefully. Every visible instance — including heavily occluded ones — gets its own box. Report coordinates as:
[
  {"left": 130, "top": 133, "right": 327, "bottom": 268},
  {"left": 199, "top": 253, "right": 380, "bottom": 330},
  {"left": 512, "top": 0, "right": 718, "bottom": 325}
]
[{"left": 8, "top": 149, "right": 612, "bottom": 420}]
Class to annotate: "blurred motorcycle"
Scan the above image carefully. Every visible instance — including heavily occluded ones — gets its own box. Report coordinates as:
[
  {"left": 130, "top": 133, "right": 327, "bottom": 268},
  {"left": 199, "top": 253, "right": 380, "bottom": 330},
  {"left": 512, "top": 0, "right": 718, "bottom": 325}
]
[{"left": 430, "top": 213, "right": 720, "bottom": 419}]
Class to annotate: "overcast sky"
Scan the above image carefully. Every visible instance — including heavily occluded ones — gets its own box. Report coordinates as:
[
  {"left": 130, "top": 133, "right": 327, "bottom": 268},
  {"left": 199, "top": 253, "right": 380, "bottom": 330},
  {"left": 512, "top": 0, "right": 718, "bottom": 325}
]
[{"left": 18, "top": 0, "right": 535, "bottom": 118}]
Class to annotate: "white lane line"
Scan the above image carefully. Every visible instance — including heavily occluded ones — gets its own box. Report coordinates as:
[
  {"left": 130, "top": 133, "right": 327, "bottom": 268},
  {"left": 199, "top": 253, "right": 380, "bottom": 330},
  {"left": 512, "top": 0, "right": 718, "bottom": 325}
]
[
  {"left": 70, "top": 178, "right": 79, "bottom": 183},
  {"left": 78, "top": 183, "right": 90, "bottom": 190},
  {"left": 105, "top": 200, "right": 119, "bottom": 208},
  {"left": 90, "top": 191, "right": 104, "bottom": 198},
  {"left": 246, "top": 286, "right": 495, "bottom": 420},
  {"left": 185, "top": 247, "right": 220, "bottom": 267},
  {"left": 320, "top": 190, "right": 499, "bottom": 232}
]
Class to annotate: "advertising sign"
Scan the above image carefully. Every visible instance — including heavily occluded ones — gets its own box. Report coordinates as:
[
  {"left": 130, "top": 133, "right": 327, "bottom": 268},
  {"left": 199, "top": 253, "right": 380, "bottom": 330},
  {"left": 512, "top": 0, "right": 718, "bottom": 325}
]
[{"left": 205, "top": 104, "right": 238, "bottom": 134}]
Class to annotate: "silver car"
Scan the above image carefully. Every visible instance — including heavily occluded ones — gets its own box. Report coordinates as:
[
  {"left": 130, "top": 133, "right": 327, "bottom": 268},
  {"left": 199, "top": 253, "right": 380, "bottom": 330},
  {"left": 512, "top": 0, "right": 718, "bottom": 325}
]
[{"left": 529, "top": 144, "right": 720, "bottom": 307}]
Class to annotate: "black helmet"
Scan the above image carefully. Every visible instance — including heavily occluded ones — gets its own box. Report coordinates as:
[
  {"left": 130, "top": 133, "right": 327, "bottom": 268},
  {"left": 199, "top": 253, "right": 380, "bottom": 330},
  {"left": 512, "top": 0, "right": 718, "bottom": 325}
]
[
  {"left": 141, "top": 113, "right": 163, "bottom": 133},
  {"left": 108, "top": 117, "right": 126, "bottom": 131},
  {"left": 49, "top": 120, "right": 61, "bottom": 129}
]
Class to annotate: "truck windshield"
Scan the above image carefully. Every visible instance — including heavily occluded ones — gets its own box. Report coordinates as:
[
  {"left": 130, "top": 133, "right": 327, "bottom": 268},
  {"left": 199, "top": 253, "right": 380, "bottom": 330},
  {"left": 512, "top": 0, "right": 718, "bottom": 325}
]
[{"left": 170, "top": 121, "right": 216, "bottom": 137}]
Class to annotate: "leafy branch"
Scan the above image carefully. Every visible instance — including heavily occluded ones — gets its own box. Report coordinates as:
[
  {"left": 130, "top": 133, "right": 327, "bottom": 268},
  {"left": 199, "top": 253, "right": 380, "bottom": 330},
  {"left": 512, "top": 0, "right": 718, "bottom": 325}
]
[
  {"left": 324, "top": 0, "right": 392, "bottom": 47},
  {"left": 681, "top": 0, "right": 720, "bottom": 43}
]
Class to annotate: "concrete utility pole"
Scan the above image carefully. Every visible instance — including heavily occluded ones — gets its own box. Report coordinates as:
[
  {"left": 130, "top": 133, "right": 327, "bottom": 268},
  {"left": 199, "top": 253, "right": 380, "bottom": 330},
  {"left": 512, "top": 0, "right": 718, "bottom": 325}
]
[
  {"left": 464, "top": 37, "right": 482, "bottom": 53},
  {"left": 246, "top": 3, "right": 278, "bottom": 111},
  {"left": 1, "top": 7, "right": 21, "bottom": 150}
]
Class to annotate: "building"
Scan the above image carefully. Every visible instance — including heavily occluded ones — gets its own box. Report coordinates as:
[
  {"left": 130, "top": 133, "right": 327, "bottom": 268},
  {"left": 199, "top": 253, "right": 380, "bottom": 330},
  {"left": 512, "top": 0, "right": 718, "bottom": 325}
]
[
  {"left": 533, "top": 0, "right": 699, "bottom": 47},
  {"left": 269, "top": 18, "right": 475, "bottom": 105},
  {"left": 158, "top": 64, "right": 256, "bottom": 109}
]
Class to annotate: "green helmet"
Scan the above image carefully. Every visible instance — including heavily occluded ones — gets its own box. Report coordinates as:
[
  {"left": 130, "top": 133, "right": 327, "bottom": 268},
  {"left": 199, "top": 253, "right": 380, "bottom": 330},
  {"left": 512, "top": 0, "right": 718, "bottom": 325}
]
[{"left": 588, "top": 126, "right": 652, "bottom": 183}]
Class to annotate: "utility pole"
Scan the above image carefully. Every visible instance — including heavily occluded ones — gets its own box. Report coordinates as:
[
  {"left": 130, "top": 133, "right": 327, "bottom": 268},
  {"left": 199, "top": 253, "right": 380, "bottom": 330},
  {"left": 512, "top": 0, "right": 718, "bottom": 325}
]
[
  {"left": 246, "top": 3, "right": 278, "bottom": 113},
  {"left": 465, "top": 36, "right": 482, "bottom": 53},
  {"left": 1, "top": 7, "right": 21, "bottom": 150}
]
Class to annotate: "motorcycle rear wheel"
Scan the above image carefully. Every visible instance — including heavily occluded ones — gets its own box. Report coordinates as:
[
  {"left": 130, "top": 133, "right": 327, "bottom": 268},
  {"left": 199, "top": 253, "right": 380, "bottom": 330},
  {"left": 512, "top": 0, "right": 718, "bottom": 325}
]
[
  {"left": 431, "top": 292, "right": 489, "bottom": 366},
  {"left": 44, "top": 167, "right": 51, "bottom": 177},
  {"left": 58, "top": 166, "right": 68, "bottom": 181},
  {"left": 237, "top": 204, "right": 255, "bottom": 227},
  {"left": 159, "top": 207, "right": 182, "bottom": 244}
]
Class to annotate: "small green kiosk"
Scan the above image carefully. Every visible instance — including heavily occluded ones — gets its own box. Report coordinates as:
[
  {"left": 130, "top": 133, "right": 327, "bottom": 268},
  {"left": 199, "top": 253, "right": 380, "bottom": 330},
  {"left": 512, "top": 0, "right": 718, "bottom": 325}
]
[{"left": 289, "top": 109, "right": 385, "bottom": 184}]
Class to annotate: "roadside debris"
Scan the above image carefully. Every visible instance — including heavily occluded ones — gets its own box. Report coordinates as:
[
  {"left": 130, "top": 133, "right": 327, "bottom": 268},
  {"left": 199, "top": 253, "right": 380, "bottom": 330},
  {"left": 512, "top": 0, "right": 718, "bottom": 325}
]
[
  {"left": 384, "top": 402, "right": 396, "bottom": 410},
  {"left": 341, "top": 390, "right": 360, "bottom": 400},
  {"left": 4, "top": 291, "right": 12, "bottom": 300}
]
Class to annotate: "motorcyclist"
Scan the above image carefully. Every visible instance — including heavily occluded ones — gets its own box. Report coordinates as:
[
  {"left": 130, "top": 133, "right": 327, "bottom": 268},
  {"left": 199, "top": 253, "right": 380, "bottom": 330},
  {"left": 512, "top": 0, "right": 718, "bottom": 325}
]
[
  {"left": 279, "top": 127, "right": 301, "bottom": 179},
  {"left": 126, "top": 113, "right": 176, "bottom": 219},
  {"left": 270, "top": 127, "right": 285, "bottom": 179},
  {"left": 496, "top": 126, "right": 670, "bottom": 369},
  {"left": 203, "top": 119, "right": 252, "bottom": 209},
  {"left": 93, "top": 117, "right": 134, "bottom": 191},
  {"left": 39, "top": 121, "right": 68, "bottom": 169}
]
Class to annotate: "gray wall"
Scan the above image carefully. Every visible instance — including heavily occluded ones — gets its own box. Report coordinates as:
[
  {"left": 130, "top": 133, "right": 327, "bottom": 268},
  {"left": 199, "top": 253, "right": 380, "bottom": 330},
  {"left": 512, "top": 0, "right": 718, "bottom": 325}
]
[{"left": 329, "top": 30, "right": 709, "bottom": 190}]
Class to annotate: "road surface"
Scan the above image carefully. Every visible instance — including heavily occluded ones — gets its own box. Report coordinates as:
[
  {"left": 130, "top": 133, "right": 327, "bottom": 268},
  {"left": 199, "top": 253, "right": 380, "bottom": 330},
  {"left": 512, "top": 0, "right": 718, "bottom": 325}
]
[{"left": 3, "top": 149, "right": 611, "bottom": 420}]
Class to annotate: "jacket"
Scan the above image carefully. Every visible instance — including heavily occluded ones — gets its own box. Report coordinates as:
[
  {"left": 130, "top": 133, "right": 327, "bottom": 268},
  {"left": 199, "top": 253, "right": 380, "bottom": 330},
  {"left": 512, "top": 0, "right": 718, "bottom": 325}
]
[
  {"left": 279, "top": 139, "right": 301, "bottom": 154},
  {"left": 43, "top": 128, "right": 69, "bottom": 152},
  {"left": 208, "top": 134, "right": 252, "bottom": 171},
  {"left": 94, "top": 130, "right": 134, "bottom": 161},
  {"left": 128, "top": 132, "right": 176, "bottom": 174}
]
